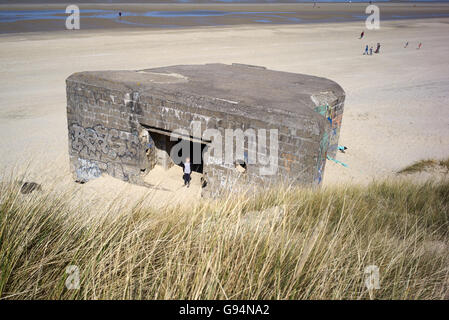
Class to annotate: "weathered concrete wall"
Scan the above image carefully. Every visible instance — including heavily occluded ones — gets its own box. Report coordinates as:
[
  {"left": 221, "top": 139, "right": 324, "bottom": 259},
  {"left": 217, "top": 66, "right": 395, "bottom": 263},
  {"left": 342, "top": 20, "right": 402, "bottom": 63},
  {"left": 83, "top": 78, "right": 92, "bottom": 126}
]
[{"left": 66, "top": 63, "right": 345, "bottom": 196}]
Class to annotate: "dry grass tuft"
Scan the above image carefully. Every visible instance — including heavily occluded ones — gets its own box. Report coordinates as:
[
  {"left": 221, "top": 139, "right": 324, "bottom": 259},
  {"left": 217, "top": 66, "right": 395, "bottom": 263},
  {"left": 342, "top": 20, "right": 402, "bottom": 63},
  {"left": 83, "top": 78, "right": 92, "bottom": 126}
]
[
  {"left": 398, "top": 158, "right": 449, "bottom": 175},
  {"left": 0, "top": 173, "right": 448, "bottom": 300}
]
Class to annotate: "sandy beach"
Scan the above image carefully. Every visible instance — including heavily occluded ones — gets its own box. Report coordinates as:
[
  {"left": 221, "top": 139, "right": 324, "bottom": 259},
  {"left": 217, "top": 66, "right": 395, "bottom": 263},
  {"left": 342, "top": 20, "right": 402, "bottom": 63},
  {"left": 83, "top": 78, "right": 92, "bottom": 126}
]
[
  {"left": 0, "top": 3, "right": 448, "bottom": 205},
  {"left": 2, "top": 3, "right": 449, "bottom": 33}
]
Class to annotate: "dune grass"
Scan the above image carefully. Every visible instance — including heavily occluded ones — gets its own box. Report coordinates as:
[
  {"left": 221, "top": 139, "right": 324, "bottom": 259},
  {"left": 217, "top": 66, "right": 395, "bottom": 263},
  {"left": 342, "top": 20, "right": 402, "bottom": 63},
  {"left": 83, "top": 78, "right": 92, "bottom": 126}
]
[
  {"left": 0, "top": 176, "right": 448, "bottom": 300},
  {"left": 398, "top": 158, "right": 449, "bottom": 175}
]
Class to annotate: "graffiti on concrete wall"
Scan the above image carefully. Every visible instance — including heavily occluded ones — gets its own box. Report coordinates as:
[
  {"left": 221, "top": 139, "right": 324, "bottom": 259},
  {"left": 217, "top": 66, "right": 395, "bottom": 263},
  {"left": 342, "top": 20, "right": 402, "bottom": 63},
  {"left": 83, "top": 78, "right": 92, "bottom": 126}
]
[
  {"left": 314, "top": 103, "right": 342, "bottom": 129},
  {"left": 69, "top": 123, "right": 140, "bottom": 162},
  {"left": 316, "top": 131, "right": 329, "bottom": 183},
  {"left": 314, "top": 102, "right": 343, "bottom": 157},
  {"left": 75, "top": 158, "right": 101, "bottom": 181},
  {"left": 68, "top": 123, "right": 143, "bottom": 182}
]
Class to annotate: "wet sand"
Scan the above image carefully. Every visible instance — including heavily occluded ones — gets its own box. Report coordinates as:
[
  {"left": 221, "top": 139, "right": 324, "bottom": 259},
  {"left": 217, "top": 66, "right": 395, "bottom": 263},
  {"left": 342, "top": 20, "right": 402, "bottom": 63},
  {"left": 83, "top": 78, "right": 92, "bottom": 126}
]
[{"left": 1, "top": 3, "right": 449, "bottom": 33}]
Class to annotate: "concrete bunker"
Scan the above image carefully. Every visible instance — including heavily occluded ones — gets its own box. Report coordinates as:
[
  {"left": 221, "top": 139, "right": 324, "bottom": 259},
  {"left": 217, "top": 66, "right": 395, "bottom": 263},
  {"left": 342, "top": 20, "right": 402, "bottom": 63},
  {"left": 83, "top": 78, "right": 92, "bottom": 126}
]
[{"left": 66, "top": 63, "right": 345, "bottom": 197}]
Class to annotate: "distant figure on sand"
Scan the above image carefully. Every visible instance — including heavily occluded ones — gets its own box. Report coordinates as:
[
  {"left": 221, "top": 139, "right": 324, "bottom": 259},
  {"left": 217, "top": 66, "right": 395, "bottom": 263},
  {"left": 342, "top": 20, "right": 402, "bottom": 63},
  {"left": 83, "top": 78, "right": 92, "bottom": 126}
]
[
  {"left": 417, "top": 42, "right": 422, "bottom": 49},
  {"left": 364, "top": 45, "right": 369, "bottom": 55},
  {"left": 370, "top": 46, "right": 373, "bottom": 55},
  {"left": 404, "top": 41, "right": 409, "bottom": 48},
  {"left": 182, "top": 157, "right": 191, "bottom": 188},
  {"left": 360, "top": 31, "right": 365, "bottom": 39},
  {"left": 118, "top": 12, "right": 122, "bottom": 17},
  {"left": 374, "top": 42, "right": 381, "bottom": 53}
]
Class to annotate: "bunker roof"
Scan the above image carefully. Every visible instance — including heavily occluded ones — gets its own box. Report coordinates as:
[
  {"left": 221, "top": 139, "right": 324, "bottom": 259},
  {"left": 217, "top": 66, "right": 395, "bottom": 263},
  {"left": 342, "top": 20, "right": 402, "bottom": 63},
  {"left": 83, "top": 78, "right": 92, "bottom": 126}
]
[{"left": 67, "top": 63, "right": 344, "bottom": 129}]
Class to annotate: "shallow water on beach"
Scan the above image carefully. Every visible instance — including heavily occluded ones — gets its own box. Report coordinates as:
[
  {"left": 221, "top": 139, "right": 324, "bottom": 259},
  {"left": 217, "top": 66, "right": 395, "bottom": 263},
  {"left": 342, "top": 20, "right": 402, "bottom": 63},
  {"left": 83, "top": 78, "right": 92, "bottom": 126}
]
[
  {"left": 0, "top": 9, "right": 300, "bottom": 26},
  {"left": 1, "top": 0, "right": 449, "bottom": 33},
  {"left": 2, "top": 8, "right": 449, "bottom": 27}
]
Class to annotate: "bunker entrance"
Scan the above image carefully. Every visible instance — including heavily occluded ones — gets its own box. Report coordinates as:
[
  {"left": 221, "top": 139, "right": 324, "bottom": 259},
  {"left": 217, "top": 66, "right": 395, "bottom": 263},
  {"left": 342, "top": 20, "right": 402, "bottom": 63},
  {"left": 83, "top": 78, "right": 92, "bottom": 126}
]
[{"left": 141, "top": 125, "right": 208, "bottom": 174}]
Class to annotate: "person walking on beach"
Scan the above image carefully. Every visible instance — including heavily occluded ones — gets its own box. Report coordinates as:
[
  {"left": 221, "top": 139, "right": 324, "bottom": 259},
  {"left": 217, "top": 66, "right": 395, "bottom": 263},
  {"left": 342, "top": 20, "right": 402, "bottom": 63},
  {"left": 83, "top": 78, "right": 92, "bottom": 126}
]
[
  {"left": 370, "top": 46, "right": 373, "bottom": 55},
  {"left": 374, "top": 42, "right": 381, "bottom": 53},
  {"left": 182, "top": 157, "right": 191, "bottom": 188},
  {"left": 364, "top": 45, "right": 369, "bottom": 55},
  {"left": 360, "top": 31, "right": 365, "bottom": 39},
  {"left": 417, "top": 42, "right": 422, "bottom": 49},
  {"left": 404, "top": 41, "right": 409, "bottom": 48}
]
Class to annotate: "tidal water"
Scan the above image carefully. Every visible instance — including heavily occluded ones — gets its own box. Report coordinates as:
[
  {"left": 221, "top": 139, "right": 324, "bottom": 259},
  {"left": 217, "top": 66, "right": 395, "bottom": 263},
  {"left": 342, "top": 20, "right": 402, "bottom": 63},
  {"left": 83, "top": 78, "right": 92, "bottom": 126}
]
[{"left": 1, "top": 1, "right": 449, "bottom": 30}]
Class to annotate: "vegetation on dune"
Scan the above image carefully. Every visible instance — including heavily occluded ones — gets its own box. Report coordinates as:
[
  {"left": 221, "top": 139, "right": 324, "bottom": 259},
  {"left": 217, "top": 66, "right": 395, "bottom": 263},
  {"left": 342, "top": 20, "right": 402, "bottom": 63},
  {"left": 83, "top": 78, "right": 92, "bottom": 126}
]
[
  {"left": 398, "top": 158, "right": 449, "bottom": 175},
  {"left": 0, "top": 176, "right": 448, "bottom": 300}
]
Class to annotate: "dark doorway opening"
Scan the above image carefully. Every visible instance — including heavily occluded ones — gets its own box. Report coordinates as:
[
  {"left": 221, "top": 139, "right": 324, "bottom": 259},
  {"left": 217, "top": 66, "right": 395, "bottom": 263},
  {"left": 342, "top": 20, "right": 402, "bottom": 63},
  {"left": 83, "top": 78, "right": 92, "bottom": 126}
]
[
  {"left": 141, "top": 124, "right": 208, "bottom": 174},
  {"left": 169, "top": 137, "right": 208, "bottom": 174}
]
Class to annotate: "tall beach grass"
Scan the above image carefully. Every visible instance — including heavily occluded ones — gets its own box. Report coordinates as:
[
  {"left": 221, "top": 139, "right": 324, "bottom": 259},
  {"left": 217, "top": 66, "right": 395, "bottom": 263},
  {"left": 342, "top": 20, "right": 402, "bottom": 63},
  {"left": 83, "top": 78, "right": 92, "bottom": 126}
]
[{"left": 0, "top": 174, "right": 448, "bottom": 300}]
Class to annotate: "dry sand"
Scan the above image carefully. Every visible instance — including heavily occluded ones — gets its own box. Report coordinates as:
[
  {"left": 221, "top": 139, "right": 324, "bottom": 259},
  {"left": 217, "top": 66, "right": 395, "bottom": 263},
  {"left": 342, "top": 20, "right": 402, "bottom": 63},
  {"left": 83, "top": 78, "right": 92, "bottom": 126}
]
[{"left": 1, "top": 10, "right": 448, "bottom": 205}]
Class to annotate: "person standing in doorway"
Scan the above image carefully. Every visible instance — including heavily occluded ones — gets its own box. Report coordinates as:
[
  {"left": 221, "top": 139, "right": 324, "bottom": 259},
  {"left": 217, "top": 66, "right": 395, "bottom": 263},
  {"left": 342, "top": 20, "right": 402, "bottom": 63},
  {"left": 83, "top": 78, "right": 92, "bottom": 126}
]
[{"left": 183, "top": 157, "right": 191, "bottom": 188}]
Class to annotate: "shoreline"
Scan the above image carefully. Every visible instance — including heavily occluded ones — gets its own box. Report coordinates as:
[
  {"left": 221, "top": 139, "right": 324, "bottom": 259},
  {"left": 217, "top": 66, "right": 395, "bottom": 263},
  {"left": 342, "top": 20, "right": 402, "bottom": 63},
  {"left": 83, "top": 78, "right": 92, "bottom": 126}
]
[
  {"left": 2, "top": 2, "right": 449, "bottom": 34},
  {"left": 0, "top": 16, "right": 447, "bottom": 38}
]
